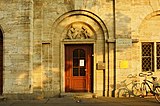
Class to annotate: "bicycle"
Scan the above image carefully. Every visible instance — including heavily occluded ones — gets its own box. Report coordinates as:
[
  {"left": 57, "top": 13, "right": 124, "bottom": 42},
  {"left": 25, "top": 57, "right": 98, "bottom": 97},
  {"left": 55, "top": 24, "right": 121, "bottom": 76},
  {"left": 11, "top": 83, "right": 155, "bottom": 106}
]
[
  {"left": 117, "top": 74, "right": 141, "bottom": 97},
  {"left": 139, "top": 71, "right": 160, "bottom": 103}
]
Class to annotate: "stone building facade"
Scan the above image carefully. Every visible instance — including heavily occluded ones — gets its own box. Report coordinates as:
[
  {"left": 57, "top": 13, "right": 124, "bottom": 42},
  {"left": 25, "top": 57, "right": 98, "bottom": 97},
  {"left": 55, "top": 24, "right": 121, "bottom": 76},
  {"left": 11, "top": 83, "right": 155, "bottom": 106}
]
[{"left": 0, "top": 0, "right": 160, "bottom": 99}]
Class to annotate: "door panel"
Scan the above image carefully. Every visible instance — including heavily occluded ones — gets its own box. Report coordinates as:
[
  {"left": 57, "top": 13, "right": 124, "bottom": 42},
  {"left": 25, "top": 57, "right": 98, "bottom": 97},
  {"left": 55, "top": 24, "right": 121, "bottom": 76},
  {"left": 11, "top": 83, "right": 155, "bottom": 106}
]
[{"left": 65, "top": 44, "right": 93, "bottom": 92}]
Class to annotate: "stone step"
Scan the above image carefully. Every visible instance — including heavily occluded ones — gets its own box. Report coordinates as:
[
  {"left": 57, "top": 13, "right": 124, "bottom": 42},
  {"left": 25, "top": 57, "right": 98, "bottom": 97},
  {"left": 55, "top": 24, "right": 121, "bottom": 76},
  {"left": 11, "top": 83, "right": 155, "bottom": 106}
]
[
  {"left": 60, "top": 93, "right": 97, "bottom": 98},
  {"left": 0, "top": 96, "right": 7, "bottom": 101}
]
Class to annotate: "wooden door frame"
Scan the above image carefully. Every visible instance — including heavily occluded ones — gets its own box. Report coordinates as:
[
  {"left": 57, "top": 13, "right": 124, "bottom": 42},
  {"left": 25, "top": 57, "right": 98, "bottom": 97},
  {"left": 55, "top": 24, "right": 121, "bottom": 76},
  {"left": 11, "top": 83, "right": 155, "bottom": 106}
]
[
  {"left": 60, "top": 43, "right": 94, "bottom": 93},
  {"left": 65, "top": 44, "right": 93, "bottom": 92}
]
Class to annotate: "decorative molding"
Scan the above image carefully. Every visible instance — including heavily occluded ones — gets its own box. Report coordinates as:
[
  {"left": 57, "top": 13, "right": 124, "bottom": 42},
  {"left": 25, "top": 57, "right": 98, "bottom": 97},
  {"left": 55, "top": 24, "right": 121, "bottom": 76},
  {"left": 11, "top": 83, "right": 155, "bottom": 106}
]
[
  {"left": 106, "top": 39, "right": 139, "bottom": 43},
  {"left": 132, "top": 39, "right": 139, "bottom": 43},
  {"left": 42, "top": 40, "right": 52, "bottom": 44}
]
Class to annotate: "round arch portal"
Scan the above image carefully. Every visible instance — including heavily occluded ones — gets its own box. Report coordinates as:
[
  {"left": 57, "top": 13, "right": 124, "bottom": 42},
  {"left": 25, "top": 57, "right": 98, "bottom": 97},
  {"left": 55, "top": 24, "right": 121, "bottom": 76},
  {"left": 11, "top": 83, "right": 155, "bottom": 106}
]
[
  {"left": 50, "top": 10, "right": 108, "bottom": 41},
  {"left": 50, "top": 10, "right": 109, "bottom": 95}
]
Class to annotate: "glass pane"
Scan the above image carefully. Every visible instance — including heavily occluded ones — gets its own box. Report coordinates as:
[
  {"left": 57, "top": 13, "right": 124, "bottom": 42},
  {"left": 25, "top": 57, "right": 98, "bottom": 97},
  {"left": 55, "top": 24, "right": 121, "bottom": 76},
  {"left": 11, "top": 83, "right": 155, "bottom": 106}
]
[
  {"left": 80, "top": 68, "right": 86, "bottom": 76},
  {"left": 142, "top": 42, "right": 154, "bottom": 72},
  {"left": 80, "top": 49, "right": 85, "bottom": 57},
  {"left": 73, "top": 49, "right": 78, "bottom": 57},
  {"left": 157, "top": 57, "right": 160, "bottom": 69},
  {"left": 142, "top": 57, "right": 152, "bottom": 71},
  {"left": 156, "top": 43, "right": 160, "bottom": 69},
  {"left": 73, "top": 68, "right": 78, "bottom": 76},
  {"left": 73, "top": 59, "right": 79, "bottom": 66},
  {"left": 142, "top": 43, "right": 153, "bottom": 56},
  {"left": 157, "top": 43, "right": 160, "bottom": 56}
]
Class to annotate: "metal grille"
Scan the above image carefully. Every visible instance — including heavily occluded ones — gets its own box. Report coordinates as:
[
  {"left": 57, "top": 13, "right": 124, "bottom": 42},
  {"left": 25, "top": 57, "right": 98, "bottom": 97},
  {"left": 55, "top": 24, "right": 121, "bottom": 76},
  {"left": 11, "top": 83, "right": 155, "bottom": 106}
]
[
  {"left": 157, "top": 42, "right": 160, "bottom": 69},
  {"left": 142, "top": 43, "right": 154, "bottom": 71}
]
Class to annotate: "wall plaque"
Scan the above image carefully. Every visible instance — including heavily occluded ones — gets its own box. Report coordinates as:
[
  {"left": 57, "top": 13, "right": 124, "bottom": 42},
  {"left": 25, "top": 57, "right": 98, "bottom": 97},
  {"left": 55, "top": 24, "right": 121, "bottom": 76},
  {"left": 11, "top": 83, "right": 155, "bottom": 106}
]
[{"left": 116, "top": 39, "right": 132, "bottom": 48}]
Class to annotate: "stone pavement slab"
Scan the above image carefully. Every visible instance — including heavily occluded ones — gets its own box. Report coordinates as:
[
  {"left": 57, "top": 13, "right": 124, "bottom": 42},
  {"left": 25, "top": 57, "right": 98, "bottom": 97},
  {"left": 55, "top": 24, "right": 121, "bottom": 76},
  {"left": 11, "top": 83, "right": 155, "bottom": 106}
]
[{"left": 0, "top": 97, "right": 159, "bottom": 106}]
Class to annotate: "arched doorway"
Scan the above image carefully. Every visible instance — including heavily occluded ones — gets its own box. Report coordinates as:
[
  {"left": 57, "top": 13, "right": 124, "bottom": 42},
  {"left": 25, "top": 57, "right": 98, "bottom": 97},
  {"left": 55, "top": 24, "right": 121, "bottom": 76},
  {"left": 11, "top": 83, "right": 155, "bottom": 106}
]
[
  {"left": 51, "top": 10, "right": 108, "bottom": 95},
  {"left": 0, "top": 29, "right": 3, "bottom": 95}
]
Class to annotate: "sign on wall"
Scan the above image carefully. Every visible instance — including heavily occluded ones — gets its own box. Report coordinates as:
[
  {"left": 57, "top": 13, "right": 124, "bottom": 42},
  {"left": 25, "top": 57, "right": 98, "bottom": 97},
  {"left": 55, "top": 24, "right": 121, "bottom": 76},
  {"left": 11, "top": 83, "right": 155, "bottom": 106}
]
[
  {"left": 120, "top": 60, "right": 128, "bottom": 69},
  {"left": 116, "top": 38, "right": 132, "bottom": 48}
]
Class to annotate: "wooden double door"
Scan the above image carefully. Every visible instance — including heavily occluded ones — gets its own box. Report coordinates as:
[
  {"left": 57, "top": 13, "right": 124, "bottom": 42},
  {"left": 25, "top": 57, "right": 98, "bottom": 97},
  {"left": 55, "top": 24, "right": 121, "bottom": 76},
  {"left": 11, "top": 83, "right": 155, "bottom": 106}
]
[{"left": 65, "top": 44, "right": 93, "bottom": 92}]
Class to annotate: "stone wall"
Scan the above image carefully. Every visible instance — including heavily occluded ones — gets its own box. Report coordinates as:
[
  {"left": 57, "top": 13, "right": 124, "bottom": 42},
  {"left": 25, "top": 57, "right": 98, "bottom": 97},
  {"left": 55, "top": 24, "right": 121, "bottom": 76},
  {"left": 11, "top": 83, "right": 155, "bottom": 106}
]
[
  {"left": 32, "top": 0, "right": 114, "bottom": 97},
  {"left": 0, "top": 0, "right": 33, "bottom": 98},
  {"left": 115, "top": 0, "right": 160, "bottom": 97},
  {"left": 0, "top": 0, "right": 160, "bottom": 99}
]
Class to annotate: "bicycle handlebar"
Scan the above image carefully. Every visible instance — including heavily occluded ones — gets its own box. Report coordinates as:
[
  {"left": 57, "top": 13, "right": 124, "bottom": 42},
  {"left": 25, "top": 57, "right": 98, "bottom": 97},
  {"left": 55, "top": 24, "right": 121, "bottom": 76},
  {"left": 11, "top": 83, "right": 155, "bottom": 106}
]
[
  {"left": 127, "top": 74, "right": 137, "bottom": 78},
  {"left": 139, "top": 71, "right": 153, "bottom": 77}
]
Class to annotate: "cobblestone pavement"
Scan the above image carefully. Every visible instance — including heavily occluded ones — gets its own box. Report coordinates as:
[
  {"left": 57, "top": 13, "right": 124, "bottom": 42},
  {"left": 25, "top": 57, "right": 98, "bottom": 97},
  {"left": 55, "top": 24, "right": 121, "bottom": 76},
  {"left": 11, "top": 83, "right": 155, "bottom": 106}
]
[{"left": 0, "top": 97, "right": 159, "bottom": 106}]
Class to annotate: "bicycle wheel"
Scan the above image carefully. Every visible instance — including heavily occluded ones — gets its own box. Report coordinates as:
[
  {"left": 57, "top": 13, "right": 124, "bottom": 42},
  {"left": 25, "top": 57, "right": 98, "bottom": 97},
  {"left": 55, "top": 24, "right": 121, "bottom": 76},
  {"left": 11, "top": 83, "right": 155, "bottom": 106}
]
[
  {"left": 140, "top": 83, "right": 147, "bottom": 97},
  {"left": 132, "top": 83, "right": 141, "bottom": 97},
  {"left": 118, "top": 88, "right": 130, "bottom": 98},
  {"left": 155, "top": 86, "right": 160, "bottom": 103}
]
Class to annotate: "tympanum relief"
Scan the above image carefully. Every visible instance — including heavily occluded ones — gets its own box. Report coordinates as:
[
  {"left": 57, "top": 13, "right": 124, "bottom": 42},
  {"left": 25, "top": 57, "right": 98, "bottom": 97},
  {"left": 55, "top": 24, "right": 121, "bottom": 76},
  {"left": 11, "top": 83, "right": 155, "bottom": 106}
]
[{"left": 65, "top": 24, "right": 94, "bottom": 39}]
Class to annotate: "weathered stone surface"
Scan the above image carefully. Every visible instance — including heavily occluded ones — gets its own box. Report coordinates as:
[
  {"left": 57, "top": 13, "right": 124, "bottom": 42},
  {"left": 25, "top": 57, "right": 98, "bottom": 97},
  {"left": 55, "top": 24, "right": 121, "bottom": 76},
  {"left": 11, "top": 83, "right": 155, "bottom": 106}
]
[{"left": 0, "top": 0, "right": 160, "bottom": 99}]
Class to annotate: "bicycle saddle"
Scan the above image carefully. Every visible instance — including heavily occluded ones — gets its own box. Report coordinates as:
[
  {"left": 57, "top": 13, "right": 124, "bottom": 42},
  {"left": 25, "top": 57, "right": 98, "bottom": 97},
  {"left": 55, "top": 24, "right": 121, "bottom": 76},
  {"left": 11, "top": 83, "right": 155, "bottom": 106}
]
[{"left": 151, "top": 76, "right": 157, "bottom": 81}]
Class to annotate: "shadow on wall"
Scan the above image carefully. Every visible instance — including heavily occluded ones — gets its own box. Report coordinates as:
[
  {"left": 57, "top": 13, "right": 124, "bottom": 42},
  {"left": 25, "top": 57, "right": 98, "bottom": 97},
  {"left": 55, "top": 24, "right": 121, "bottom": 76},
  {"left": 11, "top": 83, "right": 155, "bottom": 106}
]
[{"left": 110, "top": 74, "right": 141, "bottom": 98}]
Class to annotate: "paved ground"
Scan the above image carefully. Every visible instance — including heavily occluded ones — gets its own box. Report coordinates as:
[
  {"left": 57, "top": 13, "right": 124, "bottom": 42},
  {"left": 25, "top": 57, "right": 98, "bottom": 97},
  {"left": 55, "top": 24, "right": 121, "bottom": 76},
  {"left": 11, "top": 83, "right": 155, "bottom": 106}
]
[{"left": 0, "top": 97, "right": 159, "bottom": 106}]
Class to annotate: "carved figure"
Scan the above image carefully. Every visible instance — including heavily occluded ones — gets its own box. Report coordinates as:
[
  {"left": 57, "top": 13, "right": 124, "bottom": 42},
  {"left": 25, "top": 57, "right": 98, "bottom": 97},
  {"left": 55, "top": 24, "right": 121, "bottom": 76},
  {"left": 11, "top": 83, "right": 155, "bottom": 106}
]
[
  {"left": 66, "top": 25, "right": 75, "bottom": 39},
  {"left": 81, "top": 26, "right": 90, "bottom": 39},
  {"left": 66, "top": 25, "right": 91, "bottom": 39}
]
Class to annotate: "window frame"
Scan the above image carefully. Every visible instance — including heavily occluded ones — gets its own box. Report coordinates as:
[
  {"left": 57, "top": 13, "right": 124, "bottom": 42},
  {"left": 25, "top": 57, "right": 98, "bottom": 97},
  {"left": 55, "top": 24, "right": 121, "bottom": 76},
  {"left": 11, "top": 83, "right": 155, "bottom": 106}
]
[
  {"left": 141, "top": 42, "right": 154, "bottom": 72},
  {"left": 156, "top": 42, "right": 160, "bottom": 71},
  {"left": 141, "top": 42, "right": 160, "bottom": 72}
]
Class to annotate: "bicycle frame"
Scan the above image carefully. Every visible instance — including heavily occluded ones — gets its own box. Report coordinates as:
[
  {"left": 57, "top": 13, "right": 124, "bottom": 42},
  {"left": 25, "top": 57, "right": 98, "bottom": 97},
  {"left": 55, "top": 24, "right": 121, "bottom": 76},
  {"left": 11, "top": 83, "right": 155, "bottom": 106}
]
[
  {"left": 139, "top": 72, "right": 160, "bottom": 103},
  {"left": 142, "top": 79, "right": 156, "bottom": 95},
  {"left": 118, "top": 74, "right": 140, "bottom": 97},
  {"left": 139, "top": 72, "right": 159, "bottom": 96}
]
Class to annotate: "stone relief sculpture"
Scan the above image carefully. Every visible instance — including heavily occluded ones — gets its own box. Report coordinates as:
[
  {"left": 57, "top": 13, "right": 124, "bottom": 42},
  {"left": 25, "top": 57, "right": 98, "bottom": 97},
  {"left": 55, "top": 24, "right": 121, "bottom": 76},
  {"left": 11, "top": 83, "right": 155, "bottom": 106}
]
[
  {"left": 81, "top": 26, "right": 90, "bottom": 39},
  {"left": 66, "top": 25, "right": 91, "bottom": 39}
]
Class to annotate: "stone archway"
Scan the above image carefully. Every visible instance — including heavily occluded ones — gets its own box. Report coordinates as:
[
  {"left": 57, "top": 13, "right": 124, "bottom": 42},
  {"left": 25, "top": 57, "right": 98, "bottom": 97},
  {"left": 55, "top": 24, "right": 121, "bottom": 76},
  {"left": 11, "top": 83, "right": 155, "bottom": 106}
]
[
  {"left": 51, "top": 10, "right": 108, "bottom": 40},
  {"left": 50, "top": 10, "right": 109, "bottom": 95},
  {"left": 139, "top": 10, "right": 160, "bottom": 41}
]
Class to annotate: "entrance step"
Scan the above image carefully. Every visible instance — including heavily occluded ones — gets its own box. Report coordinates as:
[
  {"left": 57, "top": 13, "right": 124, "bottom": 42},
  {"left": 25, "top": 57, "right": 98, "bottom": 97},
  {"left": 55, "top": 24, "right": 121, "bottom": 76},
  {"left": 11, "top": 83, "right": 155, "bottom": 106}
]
[
  {"left": 60, "top": 93, "right": 97, "bottom": 98},
  {"left": 0, "top": 95, "right": 7, "bottom": 101}
]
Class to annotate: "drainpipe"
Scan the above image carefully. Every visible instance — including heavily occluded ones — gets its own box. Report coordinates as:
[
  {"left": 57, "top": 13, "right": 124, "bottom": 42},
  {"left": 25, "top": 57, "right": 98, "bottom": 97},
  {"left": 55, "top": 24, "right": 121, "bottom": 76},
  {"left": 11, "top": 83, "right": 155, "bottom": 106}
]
[
  {"left": 107, "top": 38, "right": 110, "bottom": 97},
  {"left": 103, "top": 34, "right": 106, "bottom": 97},
  {"left": 112, "top": 0, "right": 116, "bottom": 97}
]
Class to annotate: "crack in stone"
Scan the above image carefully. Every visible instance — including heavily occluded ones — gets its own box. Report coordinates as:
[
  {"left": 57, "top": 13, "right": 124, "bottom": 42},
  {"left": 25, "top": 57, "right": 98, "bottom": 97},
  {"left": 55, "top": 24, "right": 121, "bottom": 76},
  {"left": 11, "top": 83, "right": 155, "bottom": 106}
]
[{"left": 149, "top": 0, "right": 154, "bottom": 12}]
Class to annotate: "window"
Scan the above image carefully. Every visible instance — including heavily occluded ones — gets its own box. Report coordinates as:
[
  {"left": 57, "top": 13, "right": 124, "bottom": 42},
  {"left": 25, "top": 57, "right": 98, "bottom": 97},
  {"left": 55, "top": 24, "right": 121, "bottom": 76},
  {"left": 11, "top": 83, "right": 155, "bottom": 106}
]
[
  {"left": 156, "top": 42, "right": 160, "bottom": 70},
  {"left": 142, "top": 42, "right": 160, "bottom": 72},
  {"left": 72, "top": 49, "right": 86, "bottom": 76}
]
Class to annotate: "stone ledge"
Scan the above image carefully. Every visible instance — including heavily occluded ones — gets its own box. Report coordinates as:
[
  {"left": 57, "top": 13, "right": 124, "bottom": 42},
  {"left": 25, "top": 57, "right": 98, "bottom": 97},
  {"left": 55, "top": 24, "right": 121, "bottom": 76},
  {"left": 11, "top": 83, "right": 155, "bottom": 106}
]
[{"left": 106, "top": 39, "right": 139, "bottom": 43}]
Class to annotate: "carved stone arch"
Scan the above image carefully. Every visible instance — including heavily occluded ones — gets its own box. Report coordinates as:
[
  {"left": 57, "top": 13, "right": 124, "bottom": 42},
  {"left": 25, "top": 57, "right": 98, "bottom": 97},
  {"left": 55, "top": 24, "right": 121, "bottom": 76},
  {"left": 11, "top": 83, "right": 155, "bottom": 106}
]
[
  {"left": 139, "top": 10, "right": 160, "bottom": 41},
  {"left": 144, "top": 10, "right": 160, "bottom": 20},
  {"left": 50, "top": 10, "right": 108, "bottom": 41}
]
